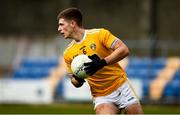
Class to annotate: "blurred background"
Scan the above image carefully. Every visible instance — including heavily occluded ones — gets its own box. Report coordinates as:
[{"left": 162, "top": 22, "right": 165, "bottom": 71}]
[{"left": 0, "top": 0, "right": 180, "bottom": 114}]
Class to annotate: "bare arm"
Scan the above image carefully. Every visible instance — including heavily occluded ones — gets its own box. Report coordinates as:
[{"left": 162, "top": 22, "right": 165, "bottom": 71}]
[{"left": 104, "top": 38, "right": 129, "bottom": 65}]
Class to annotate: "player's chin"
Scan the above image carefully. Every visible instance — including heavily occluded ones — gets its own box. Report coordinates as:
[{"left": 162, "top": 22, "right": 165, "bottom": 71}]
[
  {"left": 60, "top": 33, "right": 66, "bottom": 38},
  {"left": 63, "top": 35, "right": 69, "bottom": 39}
]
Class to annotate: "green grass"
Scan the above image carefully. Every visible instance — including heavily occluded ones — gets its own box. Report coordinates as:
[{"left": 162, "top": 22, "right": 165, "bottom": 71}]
[
  {"left": 0, "top": 103, "right": 94, "bottom": 114},
  {"left": 143, "top": 104, "right": 180, "bottom": 114},
  {"left": 0, "top": 103, "right": 180, "bottom": 114}
]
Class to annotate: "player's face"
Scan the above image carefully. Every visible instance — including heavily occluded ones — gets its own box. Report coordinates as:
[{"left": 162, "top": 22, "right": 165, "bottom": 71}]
[{"left": 58, "top": 18, "right": 74, "bottom": 39}]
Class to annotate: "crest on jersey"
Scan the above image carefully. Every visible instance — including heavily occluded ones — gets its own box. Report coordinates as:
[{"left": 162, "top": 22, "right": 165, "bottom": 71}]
[{"left": 90, "top": 43, "right": 96, "bottom": 50}]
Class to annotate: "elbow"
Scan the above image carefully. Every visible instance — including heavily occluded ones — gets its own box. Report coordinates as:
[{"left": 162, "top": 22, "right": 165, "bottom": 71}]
[
  {"left": 126, "top": 47, "right": 130, "bottom": 56},
  {"left": 123, "top": 46, "right": 130, "bottom": 58}
]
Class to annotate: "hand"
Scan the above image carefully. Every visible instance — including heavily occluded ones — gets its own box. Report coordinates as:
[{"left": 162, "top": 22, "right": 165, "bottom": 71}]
[
  {"left": 84, "top": 54, "right": 107, "bottom": 76},
  {"left": 71, "top": 74, "right": 85, "bottom": 88},
  {"left": 72, "top": 74, "right": 85, "bottom": 83}
]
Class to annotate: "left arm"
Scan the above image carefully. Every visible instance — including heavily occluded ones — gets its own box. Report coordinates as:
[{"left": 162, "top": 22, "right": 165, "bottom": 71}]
[
  {"left": 104, "top": 38, "right": 129, "bottom": 65},
  {"left": 84, "top": 38, "right": 129, "bottom": 76}
]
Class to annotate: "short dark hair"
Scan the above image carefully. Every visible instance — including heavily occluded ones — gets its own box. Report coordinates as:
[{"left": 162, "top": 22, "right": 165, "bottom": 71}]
[{"left": 57, "top": 7, "right": 83, "bottom": 27}]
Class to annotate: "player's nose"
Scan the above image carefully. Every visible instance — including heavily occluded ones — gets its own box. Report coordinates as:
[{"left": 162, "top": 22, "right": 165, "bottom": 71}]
[{"left": 58, "top": 26, "right": 61, "bottom": 32}]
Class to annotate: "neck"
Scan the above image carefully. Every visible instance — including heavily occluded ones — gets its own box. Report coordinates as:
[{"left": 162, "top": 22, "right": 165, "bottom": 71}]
[{"left": 72, "top": 27, "right": 85, "bottom": 42}]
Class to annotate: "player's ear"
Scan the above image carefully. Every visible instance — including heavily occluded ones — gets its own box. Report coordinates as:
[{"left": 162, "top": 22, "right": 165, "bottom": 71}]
[{"left": 70, "top": 20, "right": 77, "bottom": 28}]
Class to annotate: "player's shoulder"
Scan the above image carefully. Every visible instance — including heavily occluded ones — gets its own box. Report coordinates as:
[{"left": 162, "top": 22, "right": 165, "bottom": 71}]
[
  {"left": 100, "top": 28, "right": 111, "bottom": 33},
  {"left": 86, "top": 28, "right": 100, "bottom": 35},
  {"left": 86, "top": 28, "right": 107, "bottom": 34},
  {"left": 63, "top": 40, "right": 75, "bottom": 55}
]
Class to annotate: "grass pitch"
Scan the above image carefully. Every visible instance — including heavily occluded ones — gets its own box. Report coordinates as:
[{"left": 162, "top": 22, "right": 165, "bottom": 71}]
[{"left": 0, "top": 103, "right": 180, "bottom": 114}]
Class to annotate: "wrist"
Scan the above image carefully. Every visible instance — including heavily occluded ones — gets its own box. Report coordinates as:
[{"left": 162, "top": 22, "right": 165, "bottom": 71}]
[{"left": 100, "top": 59, "right": 107, "bottom": 66}]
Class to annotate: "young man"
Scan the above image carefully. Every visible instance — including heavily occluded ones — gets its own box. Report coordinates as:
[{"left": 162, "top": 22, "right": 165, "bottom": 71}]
[{"left": 57, "top": 7, "right": 144, "bottom": 114}]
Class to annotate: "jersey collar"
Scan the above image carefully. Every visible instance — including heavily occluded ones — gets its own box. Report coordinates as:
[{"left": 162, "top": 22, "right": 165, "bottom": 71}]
[{"left": 75, "top": 30, "right": 87, "bottom": 44}]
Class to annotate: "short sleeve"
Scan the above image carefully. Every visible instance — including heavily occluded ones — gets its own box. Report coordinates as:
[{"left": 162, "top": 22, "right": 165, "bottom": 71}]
[{"left": 99, "top": 29, "right": 117, "bottom": 49}]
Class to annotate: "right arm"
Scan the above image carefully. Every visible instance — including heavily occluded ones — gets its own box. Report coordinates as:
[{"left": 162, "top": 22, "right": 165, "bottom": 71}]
[{"left": 64, "top": 52, "right": 85, "bottom": 88}]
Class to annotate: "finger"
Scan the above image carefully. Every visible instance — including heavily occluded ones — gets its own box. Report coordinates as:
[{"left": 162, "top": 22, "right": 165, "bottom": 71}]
[
  {"left": 88, "top": 54, "right": 100, "bottom": 61},
  {"left": 86, "top": 69, "right": 96, "bottom": 75},
  {"left": 85, "top": 69, "right": 90, "bottom": 74},
  {"left": 89, "top": 72, "right": 95, "bottom": 76},
  {"left": 90, "top": 55, "right": 99, "bottom": 61},
  {"left": 84, "top": 62, "right": 93, "bottom": 66},
  {"left": 86, "top": 70, "right": 93, "bottom": 75},
  {"left": 84, "top": 66, "right": 91, "bottom": 71}
]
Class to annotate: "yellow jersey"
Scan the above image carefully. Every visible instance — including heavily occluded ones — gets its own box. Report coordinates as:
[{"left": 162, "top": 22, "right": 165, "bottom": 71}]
[{"left": 63, "top": 28, "right": 127, "bottom": 97}]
